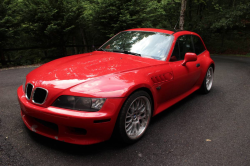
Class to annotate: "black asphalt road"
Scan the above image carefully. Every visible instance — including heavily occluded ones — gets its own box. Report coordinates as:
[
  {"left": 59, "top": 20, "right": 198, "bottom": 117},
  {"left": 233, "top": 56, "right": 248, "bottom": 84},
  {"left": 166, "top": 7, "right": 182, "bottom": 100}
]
[{"left": 0, "top": 55, "right": 250, "bottom": 166}]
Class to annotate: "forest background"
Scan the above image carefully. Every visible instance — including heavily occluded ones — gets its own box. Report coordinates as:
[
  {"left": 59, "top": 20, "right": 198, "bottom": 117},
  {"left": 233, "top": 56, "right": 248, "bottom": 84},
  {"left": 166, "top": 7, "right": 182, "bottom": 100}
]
[{"left": 0, "top": 0, "right": 249, "bottom": 68}]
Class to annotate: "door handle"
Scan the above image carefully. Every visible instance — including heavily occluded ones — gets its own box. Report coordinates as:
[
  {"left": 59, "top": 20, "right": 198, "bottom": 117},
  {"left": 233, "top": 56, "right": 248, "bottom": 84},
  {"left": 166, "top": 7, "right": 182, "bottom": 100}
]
[{"left": 196, "top": 63, "right": 200, "bottom": 67}]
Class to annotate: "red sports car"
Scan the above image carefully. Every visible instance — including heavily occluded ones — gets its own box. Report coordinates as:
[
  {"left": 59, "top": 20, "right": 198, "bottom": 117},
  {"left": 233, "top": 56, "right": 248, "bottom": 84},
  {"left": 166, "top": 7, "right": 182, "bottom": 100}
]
[{"left": 17, "top": 28, "right": 214, "bottom": 145}]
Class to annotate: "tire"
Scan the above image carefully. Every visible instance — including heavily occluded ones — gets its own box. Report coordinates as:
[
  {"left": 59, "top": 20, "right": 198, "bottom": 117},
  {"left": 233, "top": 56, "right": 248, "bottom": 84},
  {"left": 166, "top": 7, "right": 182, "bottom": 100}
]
[
  {"left": 200, "top": 66, "right": 214, "bottom": 94},
  {"left": 116, "top": 90, "right": 152, "bottom": 144}
]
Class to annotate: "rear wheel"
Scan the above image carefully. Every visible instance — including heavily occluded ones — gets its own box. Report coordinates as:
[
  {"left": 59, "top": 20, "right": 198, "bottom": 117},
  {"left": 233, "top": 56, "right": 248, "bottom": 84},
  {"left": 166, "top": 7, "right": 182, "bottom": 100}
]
[
  {"left": 200, "top": 66, "right": 214, "bottom": 94},
  {"left": 117, "top": 91, "right": 152, "bottom": 144}
]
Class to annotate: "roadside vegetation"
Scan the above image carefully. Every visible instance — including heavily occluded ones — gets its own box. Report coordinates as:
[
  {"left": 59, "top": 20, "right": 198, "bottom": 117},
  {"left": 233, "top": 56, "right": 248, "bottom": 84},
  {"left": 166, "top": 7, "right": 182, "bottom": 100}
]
[{"left": 0, "top": 0, "right": 249, "bottom": 68}]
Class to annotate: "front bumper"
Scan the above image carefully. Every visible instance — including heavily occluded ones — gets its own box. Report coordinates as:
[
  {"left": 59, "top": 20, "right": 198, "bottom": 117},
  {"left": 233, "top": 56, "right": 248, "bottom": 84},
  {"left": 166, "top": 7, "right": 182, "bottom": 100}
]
[{"left": 17, "top": 86, "right": 124, "bottom": 145}]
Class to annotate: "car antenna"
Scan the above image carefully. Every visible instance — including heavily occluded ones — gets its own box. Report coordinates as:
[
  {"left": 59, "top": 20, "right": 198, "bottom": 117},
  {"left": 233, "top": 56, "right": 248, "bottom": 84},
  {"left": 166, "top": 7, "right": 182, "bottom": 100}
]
[{"left": 174, "top": 18, "right": 180, "bottom": 31}]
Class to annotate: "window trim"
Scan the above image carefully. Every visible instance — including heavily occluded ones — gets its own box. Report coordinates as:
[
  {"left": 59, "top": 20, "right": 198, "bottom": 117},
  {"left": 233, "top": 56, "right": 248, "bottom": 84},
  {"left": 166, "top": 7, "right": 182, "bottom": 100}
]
[
  {"left": 191, "top": 35, "right": 206, "bottom": 56},
  {"left": 169, "top": 34, "right": 193, "bottom": 62},
  {"left": 169, "top": 34, "right": 207, "bottom": 62}
]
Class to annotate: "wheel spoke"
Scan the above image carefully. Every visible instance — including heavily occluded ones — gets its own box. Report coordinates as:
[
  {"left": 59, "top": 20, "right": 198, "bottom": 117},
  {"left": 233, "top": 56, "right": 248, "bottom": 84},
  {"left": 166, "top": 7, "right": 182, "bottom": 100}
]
[
  {"left": 126, "top": 111, "right": 132, "bottom": 117},
  {"left": 139, "top": 113, "right": 146, "bottom": 120},
  {"left": 126, "top": 118, "right": 132, "bottom": 124},
  {"left": 139, "top": 106, "right": 146, "bottom": 113},
  {"left": 126, "top": 122, "right": 132, "bottom": 129},
  {"left": 138, "top": 103, "right": 144, "bottom": 110},
  {"left": 136, "top": 100, "right": 140, "bottom": 110},
  {"left": 131, "top": 123, "right": 137, "bottom": 135},
  {"left": 126, "top": 123, "right": 133, "bottom": 133},
  {"left": 137, "top": 99, "right": 144, "bottom": 110},
  {"left": 140, "top": 118, "right": 147, "bottom": 126},
  {"left": 135, "top": 122, "right": 140, "bottom": 132},
  {"left": 130, "top": 105, "right": 135, "bottom": 113}
]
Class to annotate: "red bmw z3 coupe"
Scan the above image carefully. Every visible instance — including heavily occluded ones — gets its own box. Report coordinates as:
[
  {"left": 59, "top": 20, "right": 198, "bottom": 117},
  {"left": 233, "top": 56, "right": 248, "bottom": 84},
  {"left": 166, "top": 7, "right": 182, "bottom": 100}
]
[{"left": 17, "top": 28, "right": 214, "bottom": 145}]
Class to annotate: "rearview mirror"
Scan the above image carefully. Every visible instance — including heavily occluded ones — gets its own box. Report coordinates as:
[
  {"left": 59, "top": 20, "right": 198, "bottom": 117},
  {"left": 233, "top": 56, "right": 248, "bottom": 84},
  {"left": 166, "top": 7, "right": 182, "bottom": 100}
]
[{"left": 182, "top": 53, "right": 197, "bottom": 66}]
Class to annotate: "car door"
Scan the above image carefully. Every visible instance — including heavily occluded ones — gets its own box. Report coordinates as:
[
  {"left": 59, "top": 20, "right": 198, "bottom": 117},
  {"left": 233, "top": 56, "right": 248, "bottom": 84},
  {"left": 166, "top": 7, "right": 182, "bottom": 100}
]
[
  {"left": 168, "top": 35, "right": 202, "bottom": 98},
  {"left": 192, "top": 34, "right": 207, "bottom": 67}
]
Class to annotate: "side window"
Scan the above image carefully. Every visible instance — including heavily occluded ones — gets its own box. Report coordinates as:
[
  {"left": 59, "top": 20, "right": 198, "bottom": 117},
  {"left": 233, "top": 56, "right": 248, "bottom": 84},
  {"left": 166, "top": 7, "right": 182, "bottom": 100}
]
[
  {"left": 170, "top": 35, "right": 194, "bottom": 61},
  {"left": 192, "top": 35, "right": 206, "bottom": 55}
]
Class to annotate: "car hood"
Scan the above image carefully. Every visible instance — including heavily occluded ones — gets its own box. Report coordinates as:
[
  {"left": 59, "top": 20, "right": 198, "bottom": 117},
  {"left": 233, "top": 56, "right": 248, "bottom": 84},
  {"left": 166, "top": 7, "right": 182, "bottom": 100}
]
[{"left": 27, "top": 51, "right": 165, "bottom": 90}]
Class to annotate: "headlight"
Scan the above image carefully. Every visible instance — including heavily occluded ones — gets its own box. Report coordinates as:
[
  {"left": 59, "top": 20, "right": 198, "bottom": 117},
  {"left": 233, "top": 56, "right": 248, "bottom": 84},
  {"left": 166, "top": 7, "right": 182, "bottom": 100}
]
[{"left": 52, "top": 95, "right": 106, "bottom": 111}]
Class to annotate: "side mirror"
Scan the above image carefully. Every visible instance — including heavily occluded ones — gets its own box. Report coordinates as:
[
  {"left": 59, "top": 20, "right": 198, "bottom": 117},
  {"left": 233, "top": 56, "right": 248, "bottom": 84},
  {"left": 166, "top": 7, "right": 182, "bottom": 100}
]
[{"left": 182, "top": 52, "right": 197, "bottom": 66}]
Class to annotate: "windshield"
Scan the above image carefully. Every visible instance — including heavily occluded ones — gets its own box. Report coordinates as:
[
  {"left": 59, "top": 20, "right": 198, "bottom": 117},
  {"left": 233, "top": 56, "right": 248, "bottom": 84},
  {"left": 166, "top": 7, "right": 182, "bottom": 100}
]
[{"left": 99, "top": 31, "right": 173, "bottom": 61}]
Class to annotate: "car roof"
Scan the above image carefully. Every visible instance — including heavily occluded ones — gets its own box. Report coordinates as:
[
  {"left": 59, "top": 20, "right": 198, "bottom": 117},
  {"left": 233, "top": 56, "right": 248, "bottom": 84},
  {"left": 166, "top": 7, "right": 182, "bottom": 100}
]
[
  {"left": 125, "top": 28, "right": 174, "bottom": 34},
  {"left": 124, "top": 28, "right": 197, "bottom": 36}
]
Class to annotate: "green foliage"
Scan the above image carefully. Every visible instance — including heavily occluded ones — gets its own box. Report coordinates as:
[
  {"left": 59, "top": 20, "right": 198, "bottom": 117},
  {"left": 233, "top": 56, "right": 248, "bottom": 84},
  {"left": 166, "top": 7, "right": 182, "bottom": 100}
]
[
  {"left": 0, "top": 0, "right": 250, "bottom": 68},
  {"left": 0, "top": 0, "right": 20, "bottom": 48},
  {"left": 210, "top": 2, "right": 250, "bottom": 29},
  {"left": 19, "top": 0, "right": 82, "bottom": 46},
  {"left": 88, "top": 0, "right": 165, "bottom": 38}
]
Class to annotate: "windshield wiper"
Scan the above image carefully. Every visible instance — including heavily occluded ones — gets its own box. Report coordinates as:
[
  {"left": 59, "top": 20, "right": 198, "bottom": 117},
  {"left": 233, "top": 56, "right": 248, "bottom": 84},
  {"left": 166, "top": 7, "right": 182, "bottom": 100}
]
[{"left": 112, "top": 50, "right": 141, "bottom": 56}]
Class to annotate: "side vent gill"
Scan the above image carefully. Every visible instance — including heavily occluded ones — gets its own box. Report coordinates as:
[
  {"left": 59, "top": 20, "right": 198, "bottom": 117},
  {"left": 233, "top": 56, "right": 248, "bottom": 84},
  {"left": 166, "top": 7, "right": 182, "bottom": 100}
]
[{"left": 151, "top": 72, "right": 173, "bottom": 84}]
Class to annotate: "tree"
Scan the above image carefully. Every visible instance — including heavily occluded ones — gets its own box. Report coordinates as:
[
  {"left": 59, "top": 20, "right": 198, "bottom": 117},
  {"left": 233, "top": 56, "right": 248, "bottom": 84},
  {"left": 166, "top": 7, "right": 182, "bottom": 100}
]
[
  {"left": 19, "top": 0, "right": 85, "bottom": 56},
  {"left": 179, "top": 0, "right": 186, "bottom": 30},
  {"left": 89, "top": 0, "right": 164, "bottom": 39},
  {"left": 0, "top": 0, "right": 19, "bottom": 66}
]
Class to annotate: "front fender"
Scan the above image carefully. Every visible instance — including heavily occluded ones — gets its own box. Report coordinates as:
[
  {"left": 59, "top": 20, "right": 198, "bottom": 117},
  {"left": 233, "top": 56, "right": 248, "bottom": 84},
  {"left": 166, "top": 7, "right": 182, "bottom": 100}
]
[{"left": 196, "top": 51, "right": 215, "bottom": 87}]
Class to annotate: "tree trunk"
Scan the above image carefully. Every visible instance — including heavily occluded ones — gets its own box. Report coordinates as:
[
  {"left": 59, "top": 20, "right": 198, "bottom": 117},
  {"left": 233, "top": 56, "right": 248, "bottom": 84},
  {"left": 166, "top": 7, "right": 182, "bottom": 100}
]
[
  {"left": 73, "top": 37, "right": 77, "bottom": 54},
  {"left": 179, "top": 0, "right": 187, "bottom": 30},
  {"left": 80, "top": 28, "right": 88, "bottom": 53},
  {"left": 43, "top": 49, "right": 48, "bottom": 61},
  {"left": 62, "top": 45, "right": 67, "bottom": 57},
  {"left": 188, "top": 0, "right": 192, "bottom": 20},
  {"left": 60, "top": 35, "right": 67, "bottom": 57},
  {"left": 0, "top": 49, "right": 7, "bottom": 66},
  {"left": 220, "top": 29, "right": 226, "bottom": 53}
]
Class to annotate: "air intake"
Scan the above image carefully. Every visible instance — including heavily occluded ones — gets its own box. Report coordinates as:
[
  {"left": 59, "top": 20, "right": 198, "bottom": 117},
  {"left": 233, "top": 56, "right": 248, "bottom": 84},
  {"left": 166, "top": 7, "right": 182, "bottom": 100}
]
[
  {"left": 32, "top": 88, "right": 48, "bottom": 104},
  {"left": 26, "top": 83, "right": 33, "bottom": 100}
]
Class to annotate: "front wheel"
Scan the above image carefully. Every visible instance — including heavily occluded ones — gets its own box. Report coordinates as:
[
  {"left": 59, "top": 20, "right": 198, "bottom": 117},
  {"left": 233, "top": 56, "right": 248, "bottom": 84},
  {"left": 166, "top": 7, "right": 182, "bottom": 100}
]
[
  {"left": 200, "top": 66, "right": 214, "bottom": 94},
  {"left": 117, "top": 91, "right": 152, "bottom": 144}
]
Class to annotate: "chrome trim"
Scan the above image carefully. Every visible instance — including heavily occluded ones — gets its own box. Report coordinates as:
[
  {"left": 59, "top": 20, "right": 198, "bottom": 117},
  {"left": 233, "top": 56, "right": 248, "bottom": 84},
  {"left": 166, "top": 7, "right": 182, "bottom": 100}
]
[
  {"left": 32, "top": 87, "right": 48, "bottom": 105},
  {"left": 25, "top": 83, "right": 34, "bottom": 100}
]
